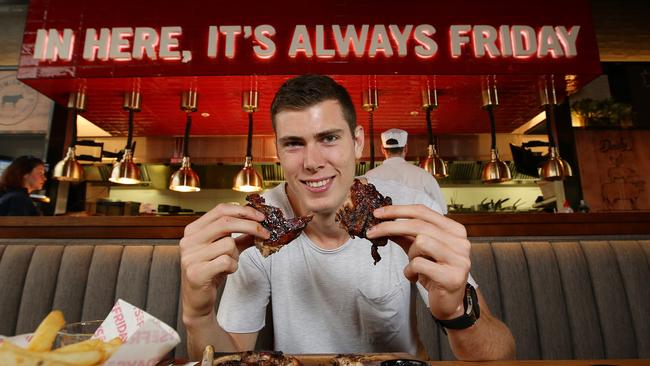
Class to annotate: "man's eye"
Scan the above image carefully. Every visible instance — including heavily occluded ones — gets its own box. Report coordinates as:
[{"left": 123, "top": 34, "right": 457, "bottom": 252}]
[
  {"left": 284, "top": 141, "right": 303, "bottom": 148},
  {"left": 322, "top": 135, "right": 339, "bottom": 144}
]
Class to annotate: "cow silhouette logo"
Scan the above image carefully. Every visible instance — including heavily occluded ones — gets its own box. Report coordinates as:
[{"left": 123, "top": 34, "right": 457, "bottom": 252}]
[{"left": 0, "top": 73, "right": 39, "bottom": 126}]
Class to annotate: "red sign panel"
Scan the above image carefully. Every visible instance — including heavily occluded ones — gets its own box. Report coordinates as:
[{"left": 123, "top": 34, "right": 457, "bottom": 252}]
[{"left": 18, "top": 0, "right": 601, "bottom": 80}]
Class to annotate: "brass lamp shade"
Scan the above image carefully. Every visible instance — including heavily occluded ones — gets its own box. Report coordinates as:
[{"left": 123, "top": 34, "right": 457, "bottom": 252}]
[
  {"left": 233, "top": 156, "right": 263, "bottom": 192},
  {"left": 53, "top": 146, "right": 84, "bottom": 182},
  {"left": 482, "top": 149, "right": 512, "bottom": 183},
  {"left": 541, "top": 147, "right": 573, "bottom": 181},
  {"left": 421, "top": 144, "right": 448, "bottom": 178},
  {"left": 109, "top": 149, "right": 141, "bottom": 184},
  {"left": 169, "top": 156, "right": 201, "bottom": 192}
]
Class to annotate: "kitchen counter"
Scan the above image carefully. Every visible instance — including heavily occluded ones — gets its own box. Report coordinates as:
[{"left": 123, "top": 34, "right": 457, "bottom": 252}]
[{"left": 1, "top": 212, "right": 648, "bottom": 239}]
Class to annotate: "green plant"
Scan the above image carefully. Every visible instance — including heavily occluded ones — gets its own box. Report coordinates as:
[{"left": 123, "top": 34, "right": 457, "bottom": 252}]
[{"left": 571, "top": 98, "right": 634, "bottom": 127}]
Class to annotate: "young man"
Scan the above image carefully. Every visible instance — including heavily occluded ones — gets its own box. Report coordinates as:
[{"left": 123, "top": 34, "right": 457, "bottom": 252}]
[
  {"left": 365, "top": 128, "right": 447, "bottom": 214},
  {"left": 180, "top": 75, "right": 515, "bottom": 361}
]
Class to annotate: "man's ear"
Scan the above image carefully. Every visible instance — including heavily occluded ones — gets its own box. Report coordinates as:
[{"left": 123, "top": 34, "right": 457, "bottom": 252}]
[{"left": 353, "top": 125, "right": 364, "bottom": 159}]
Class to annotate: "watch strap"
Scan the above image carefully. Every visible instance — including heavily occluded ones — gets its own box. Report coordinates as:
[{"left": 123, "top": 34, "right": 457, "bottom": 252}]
[{"left": 433, "top": 283, "right": 480, "bottom": 334}]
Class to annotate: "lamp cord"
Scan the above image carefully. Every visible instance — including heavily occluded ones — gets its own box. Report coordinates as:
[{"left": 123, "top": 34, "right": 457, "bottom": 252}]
[
  {"left": 183, "top": 113, "right": 192, "bottom": 157},
  {"left": 246, "top": 112, "right": 254, "bottom": 158},
  {"left": 126, "top": 109, "right": 134, "bottom": 150},
  {"left": 70, "top": 108, "right": 78, "bottom": 147},
  {"left": 425, "top": 107, "right": 434, "bottom": 146},
  {"left": 544, "top": 104, "right": 557, "bottom": 148},
  {"left": 487, "top": 105, "right": 497, "bottom": 150},
  {"left": 369, "top": 112, "right": 375, "bottom": 168}
]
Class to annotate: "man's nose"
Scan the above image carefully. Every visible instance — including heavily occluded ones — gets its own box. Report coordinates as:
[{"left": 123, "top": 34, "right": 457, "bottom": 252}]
[{"left": 303, "top": 144, "right": 325, "bottom": 172}]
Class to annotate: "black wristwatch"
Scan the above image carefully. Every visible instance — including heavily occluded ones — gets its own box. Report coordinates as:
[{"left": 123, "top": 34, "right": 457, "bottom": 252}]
[{"left": 433, "top": 283, "right": 480, "bottom": 334}]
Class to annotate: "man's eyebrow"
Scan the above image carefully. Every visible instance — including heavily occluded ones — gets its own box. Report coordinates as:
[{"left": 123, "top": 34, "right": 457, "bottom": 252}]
[
  {"left": 278, "top": 129, "right": 345, "bottom": 144},
  {"left": 278, "top": 135, "right": 305, "bottom": 144},
  {"left": 315, "top": 129, "right": 345, "bottom": 139}
]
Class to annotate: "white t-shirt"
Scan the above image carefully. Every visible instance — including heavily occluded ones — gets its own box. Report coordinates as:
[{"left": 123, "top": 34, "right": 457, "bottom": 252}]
[
  {"left": 364, "top": 157, "right": 447, "bottom": 214},
  {"left": 217, "top": 178, "right": 474, "bottom": 354}
]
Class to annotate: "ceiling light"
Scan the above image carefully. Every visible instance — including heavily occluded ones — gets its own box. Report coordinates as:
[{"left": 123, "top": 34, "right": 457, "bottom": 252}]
[
  {"left": 233, "top": 76, "right": 263, "bottom": 192},
  {"left": 109, "top": 91, "right": 142, "bottom": 184},
  {"left": 539, "top": 75, "right": 573, "bottom": 181},
  {"left": 481, "top": 76, "right": 512, "bottom": 183},
  {"left": 419, "top": 76, "right": 448, "bottom": 178},
  {"left": 53, "top": 91, "right": 86, "bottom": 182},
  {"left": 170, "top": 90, "right": 201, "bottom": 192}
]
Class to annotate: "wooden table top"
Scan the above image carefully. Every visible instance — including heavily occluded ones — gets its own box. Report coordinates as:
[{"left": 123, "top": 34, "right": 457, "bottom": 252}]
[{"left": 429, "top": 360, "right": 649, "bottom": 366}]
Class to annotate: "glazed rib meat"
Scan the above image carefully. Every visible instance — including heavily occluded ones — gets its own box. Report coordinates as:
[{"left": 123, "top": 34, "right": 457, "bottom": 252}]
[
  {"left": 335, "top": 179, "right": 392, "bottom": 264},
  {"left": 246, "top": 194, "right": 313, "bottom": 257},
  {"left": 213, "top": 351, "right": 301, "bottom": 366}
]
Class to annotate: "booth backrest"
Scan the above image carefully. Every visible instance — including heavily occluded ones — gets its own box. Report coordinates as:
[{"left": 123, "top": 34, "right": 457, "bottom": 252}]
[
  {"left": 0, "top": 239, "right": 648, "bottom": 360},
  {"left": 417, "top": 239, "right": 650, "bottom": 360}
]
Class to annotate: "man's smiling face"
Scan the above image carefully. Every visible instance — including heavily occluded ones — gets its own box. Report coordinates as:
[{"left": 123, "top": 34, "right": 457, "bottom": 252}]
[{"left": 275, "top": 99, "right": 364, "bottom": 216}]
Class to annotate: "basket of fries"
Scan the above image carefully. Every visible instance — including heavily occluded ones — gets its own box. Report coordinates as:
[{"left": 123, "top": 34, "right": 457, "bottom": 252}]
[
  {"left": 0, "top": 311, "right": 121, "bottom": 365},
  {"left": 0, "top": 299, "right": 181, "bottom": 366}
]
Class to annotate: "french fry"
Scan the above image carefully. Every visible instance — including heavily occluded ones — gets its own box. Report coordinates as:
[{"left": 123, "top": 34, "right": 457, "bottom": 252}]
[
  {"left": 0, "top": 347, "right": 46, "bottom": 366},
  {"left": 103, "top": 336, "right": 123, "bottom": 359},
  {"left": 2, "top": 341, "right": 102, "bottom": 365},
  {"left": 41, "top": 349, "right": 103, "bottom": 365},
  {"left": 54, "top": 337, "right": 123, "bottom": 363},
  {"left": 26, "top": 310, "right": 65, "bottom": 352}
]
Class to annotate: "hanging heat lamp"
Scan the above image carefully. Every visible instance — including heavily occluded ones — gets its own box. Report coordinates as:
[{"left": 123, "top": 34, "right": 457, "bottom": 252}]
[
  {"left": 481, "top": 76, "right": 512, "bottom": 183},
  {"left": 170, "top": 90, "right": 201, "bottom": 192},
  {"left": 109, "top": 91, "right": 142, "bottom": 184},
  {"left": 362, "top": 75, "right": 379, "bottom": 168},
  {"left": 419, "top": 77, "right": 448, "bottom": 178},
  {"left": 539, "top": 75, "right": 573, "bottom": 181},
  {"left": 233, "top": 77, "right": 264, "bottom": 192},
  {"left": 53, "top": 91, "right": 86, "bottom": 182}
]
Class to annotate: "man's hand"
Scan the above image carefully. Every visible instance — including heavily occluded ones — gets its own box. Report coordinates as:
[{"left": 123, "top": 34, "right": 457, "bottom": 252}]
[
  {"left": 180, "top": 204, "right": 270, "bottom": 322},
  {"left": 366, "top": 204, "right": 471, "bottom": 320}
]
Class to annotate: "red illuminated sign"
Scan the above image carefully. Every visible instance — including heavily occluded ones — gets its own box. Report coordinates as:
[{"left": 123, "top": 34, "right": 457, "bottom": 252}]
[
  {"left": 18, "top": 0, "right": 601, "bottom": 79},
  {"left": 32, "top": 24, "right": 582, "bottom": 63}
]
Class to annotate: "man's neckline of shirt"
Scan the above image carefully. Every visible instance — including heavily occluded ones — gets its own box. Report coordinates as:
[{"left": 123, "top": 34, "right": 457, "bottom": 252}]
[{"left": 381, "top": 156, "right": 406, "bottom": 165}]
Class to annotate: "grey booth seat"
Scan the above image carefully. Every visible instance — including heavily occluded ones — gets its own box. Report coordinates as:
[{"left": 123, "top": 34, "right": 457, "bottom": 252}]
[{"left": 0, "top": 239, "right": 648, "bottom": 360}]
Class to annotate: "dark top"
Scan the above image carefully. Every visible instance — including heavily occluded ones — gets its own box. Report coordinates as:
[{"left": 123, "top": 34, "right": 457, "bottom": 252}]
[{"left": 0, "top": 188, "right": 42, "bottom": 216}]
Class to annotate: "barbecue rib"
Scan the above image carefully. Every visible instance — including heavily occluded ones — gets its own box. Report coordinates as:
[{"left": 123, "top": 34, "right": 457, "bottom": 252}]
[
  {"left": 335, "top": 179, "right": 392, "bottom": 264},
  {"left": 213, "top": 351, "right": 301, "bottom": 366},
  {"left": 246, "top": 194, "right": 313, "bottom": 257}
]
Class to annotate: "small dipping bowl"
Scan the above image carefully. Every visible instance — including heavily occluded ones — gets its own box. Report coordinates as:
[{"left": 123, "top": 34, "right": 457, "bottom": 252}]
[{"left": 55, "top": 320, "right": 103, "bottom": 348}]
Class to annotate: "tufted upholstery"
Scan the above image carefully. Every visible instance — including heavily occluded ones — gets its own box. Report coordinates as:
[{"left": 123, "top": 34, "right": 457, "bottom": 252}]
[{"left": 0, "top": 239, "right": 648, "bottom": 360}]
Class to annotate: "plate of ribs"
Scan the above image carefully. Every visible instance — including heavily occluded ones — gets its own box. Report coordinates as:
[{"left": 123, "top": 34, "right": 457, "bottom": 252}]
[
  {"left": 246, "top": 194, "right": 313, "bottom": 257},
  {"left": 209, "top": 351, "right": 301, "bottom": 366},
  {"left": 201, "top": 348, "right": 423, "bottom": 366},
  {"left": 335, "top": 179, "right": 393, "bottom": 265}
]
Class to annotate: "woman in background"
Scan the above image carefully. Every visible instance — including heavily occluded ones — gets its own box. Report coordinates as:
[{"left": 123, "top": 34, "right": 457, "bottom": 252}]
[{"left": 0, "top": 156, "right": 46, "bottom": 216}]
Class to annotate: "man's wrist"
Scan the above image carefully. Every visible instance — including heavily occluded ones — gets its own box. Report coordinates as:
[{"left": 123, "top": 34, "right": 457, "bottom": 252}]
[
  {"left": 432, "top": 283, "right": 480, "bottom": 334},
  {"left": 435, "top": 303, "right": 465, "bottom": 321}
]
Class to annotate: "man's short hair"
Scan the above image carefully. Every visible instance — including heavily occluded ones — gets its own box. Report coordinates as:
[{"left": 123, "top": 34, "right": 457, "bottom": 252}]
[
  {"left": 270, "top": 74, "right": 357, "bottom": 134},
  {"left": 385, "top": 147, "right": 405, "bottom": 155}
]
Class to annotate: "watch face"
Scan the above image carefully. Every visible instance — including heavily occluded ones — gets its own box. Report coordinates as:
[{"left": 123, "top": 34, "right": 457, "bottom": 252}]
[
  {"left": 0, "top": 73, "right": 39, "bottom": 127},
  {"left": 465, "top": 289, "right": 475, "bottom": 316}
]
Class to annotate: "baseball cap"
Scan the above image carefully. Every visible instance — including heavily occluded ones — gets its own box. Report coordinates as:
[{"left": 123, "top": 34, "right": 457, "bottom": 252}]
[{"left": 381, "top": 128, "right": 408, "bottom": 148}]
